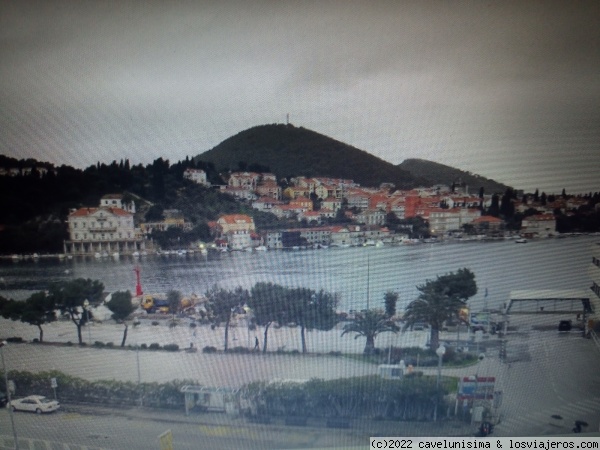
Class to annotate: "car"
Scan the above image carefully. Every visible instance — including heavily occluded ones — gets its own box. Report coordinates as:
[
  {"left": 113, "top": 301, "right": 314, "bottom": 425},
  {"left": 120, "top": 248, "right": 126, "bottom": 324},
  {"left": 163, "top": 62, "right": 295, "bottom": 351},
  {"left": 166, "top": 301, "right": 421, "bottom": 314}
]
[
  {"left": 11, "top": 395, "right": 60, "bottom": 414},
  {"left": 558, "top": 320, "right": 572, "bottom": 332},
  {"left": 0, "top": 392, "right": 7, "bottom": 408}
]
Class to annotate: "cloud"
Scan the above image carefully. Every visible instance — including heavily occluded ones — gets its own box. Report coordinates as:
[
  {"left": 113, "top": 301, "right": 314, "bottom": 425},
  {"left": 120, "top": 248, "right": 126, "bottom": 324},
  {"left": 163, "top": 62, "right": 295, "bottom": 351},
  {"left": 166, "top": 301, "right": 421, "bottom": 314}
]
[{"left": 0, "top": 1, "right": 599, "bottom": 193}]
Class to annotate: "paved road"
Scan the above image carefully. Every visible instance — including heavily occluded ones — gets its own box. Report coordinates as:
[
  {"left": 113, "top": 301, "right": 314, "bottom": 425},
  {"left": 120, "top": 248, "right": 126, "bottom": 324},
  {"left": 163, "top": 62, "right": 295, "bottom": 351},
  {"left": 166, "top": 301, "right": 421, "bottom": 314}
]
[
  {"left": 0, "top": 403, "right": 473, "bottom": 450},
  {"left": 493, "top": 328, "right": 600, "bottom": 436}
]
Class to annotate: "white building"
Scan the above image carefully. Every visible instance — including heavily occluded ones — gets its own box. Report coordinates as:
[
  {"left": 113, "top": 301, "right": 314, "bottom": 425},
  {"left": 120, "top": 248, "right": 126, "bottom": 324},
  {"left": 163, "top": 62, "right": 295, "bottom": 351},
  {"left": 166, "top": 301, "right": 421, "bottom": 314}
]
[
  {"left": 521, "top": 214, "right": 556, "bottom": 238},
  {"left": 65, "top": 207, "right": 144, "bottom": 255},
  {"left": 183, "top": 168, "right": 209, "bottom": 186}
]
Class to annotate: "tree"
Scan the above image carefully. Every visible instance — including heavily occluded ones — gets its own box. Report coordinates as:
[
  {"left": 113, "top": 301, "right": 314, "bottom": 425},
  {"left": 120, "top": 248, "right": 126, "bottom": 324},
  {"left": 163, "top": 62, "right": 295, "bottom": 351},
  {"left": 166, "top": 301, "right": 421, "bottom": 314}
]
[
  {"left": 248, "top": 282, "right": 289, "bottom": 353},
  {"left": 206, "top": 286, "right": 249, "bottom": 352},
  {"left": 167, "top": 290, "right": 183, "bottom": 321},
  {"left": 288, "top": 288, "right": 339, "bottom": 353},
  {"left": 403, "top": 268, "right": 477, "bottom": 350},
  {"left": 106, "top": 291, "right": 135, "bottom": 347},
  {"left": 384, "top": 291, "right": 398, "bottom": 318},
  {"left": 341, "top": 309, "right": 399, "bottom": 354},
  {"left": 20, "top": 292, "right": 57, "bottom": 342},
  {"left": 48, "top": 278, "right": 104, "bottom": 344}
]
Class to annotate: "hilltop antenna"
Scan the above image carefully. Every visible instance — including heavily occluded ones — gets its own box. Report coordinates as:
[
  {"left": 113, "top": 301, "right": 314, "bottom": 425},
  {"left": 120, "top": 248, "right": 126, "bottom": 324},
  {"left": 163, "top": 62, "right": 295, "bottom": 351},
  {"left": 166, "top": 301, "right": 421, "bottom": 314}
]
[{"left": 286, "top": 113, "right": 289, "bottom": 125}]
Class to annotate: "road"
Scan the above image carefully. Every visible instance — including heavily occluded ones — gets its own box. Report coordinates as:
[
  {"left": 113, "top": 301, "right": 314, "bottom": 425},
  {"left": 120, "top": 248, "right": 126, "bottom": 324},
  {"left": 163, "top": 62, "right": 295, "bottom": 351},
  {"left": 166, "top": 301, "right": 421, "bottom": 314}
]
[
  {"left": 493, "top": 326, "right": 600, "bottom": 436},
  {"left": 0, "top": 404, "right": 473, "bottom": 450}
]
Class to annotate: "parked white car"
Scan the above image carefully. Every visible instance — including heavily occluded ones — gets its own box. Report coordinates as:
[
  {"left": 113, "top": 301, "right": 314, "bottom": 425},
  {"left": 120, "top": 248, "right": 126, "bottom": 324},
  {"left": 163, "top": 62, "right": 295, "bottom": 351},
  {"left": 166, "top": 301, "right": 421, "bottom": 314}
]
[{"left": 11, "top": 395, "right": 60, "bottom": 414}]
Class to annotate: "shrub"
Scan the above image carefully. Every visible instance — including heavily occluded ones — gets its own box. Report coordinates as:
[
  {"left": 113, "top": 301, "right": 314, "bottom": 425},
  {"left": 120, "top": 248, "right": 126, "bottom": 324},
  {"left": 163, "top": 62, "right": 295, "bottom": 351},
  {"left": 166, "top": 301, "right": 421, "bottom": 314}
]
[
  {"left": 79, "top": 342, "right": 87, "bottom": 347},
  {"left": 140, "top": 343, "right": 148, "bottom": 349},
  {"left": 32, "top": 338, "right": 39, "bottom": 343},
  {"left": 230, "top": 346, "right": 250, "bottom": 354},
  {"left": 328, "top": 351, "right": 342, "bottom": 357},
  {"left": 151, "top": 321, "right": 159, "bottom": 326},
  {"left": 189, "top": 322, "right": 197, "bottom": 328},
  {"left": 133, "top": 321, "right": 141, "bottom": 327},
  {"left": 94, "top": 341, "right": 105, "bottom": 347},
  {"left": 149, "top": 343, "right": 160, "bottom": 350},
  {"left": 66, "top": 341, "right": 73, "bottom": 346},
  {"left": 6, "top": 337, "right": 24, "bottom": 343},
  {"left": 168, "top": 321, "right": 177, "bottom": 328},
  {"left": 105, "top": 342, "right": 114, "bottom": 348},
  {"left": 163, "top": 344, "right": 179, "bottom": 352},
  {"left": 202, "top": 346, "right": 217, "bottom": 353}
]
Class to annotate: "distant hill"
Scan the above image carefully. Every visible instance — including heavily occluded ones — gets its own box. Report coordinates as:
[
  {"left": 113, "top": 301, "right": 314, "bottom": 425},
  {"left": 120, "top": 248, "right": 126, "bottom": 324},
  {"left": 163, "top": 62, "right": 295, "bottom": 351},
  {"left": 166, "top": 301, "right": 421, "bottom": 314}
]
[
  {"left": 398, "top": 158, "right": 512, "bottom": 195},
  {"left": 195, "top": 124, "right": 426, "bottom": 188}
]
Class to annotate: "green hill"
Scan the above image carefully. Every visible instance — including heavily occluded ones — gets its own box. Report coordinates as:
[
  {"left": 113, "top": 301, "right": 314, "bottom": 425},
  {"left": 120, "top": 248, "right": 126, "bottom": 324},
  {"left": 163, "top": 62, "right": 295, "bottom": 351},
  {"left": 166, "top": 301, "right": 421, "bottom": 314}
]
[
  {"left": 398, "top": 158, "right": 512, "bottom": 194},
  {"left": 195, "top": 124, "right": 425, "bottom": 188}
]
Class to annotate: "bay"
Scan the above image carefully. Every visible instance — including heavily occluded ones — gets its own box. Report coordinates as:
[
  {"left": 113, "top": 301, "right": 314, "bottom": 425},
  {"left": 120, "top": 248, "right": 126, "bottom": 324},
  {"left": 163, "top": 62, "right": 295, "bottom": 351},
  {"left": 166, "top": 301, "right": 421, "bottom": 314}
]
[{"left": 0, "top": 235, "right": 597, "bottom": 312}]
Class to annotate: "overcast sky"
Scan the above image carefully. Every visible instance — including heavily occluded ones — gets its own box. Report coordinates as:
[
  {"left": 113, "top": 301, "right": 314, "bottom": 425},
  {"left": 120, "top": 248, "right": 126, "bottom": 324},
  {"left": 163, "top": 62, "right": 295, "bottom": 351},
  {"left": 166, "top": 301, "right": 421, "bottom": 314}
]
[{"left": 1, "top": 1, "right": 598, "bottom": 194}]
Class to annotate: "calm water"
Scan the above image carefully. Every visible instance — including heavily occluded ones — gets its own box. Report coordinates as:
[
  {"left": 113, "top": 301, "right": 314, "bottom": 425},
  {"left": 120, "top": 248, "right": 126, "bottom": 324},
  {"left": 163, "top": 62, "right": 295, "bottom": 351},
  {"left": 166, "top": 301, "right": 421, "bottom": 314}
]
[{"left": 1, "top": 236, "right": 597, "bottom": 312}]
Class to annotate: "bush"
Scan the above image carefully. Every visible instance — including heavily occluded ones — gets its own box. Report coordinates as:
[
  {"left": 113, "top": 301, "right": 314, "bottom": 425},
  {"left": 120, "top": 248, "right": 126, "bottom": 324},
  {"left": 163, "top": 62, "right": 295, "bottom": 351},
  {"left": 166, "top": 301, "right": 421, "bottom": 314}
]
[
  {"left": 230, "top": 346, "right": 250, "bottom": 354},
  {"left": 189, "top": 322, "right": 197, "bottom": 328},
  {"left": 140, "top": 343, "right": 148, "bottom": 350},
  {"left": 105, "top": 342, "right": 114, "bottom": 348},
  {"left": 94, "top": 341, "right": 105, "bottom": 347},
  {"left": 6, "top": 337, "right": 24, "bottom": 343},
  {"left": 149, "top": 343, "right": 161, "bottom": 350},
  {"left": 168, "top": 321, "right": 177, "bottom": 328},
  {"left": 79, "top": 342, "right": 87, "bottom": 347},
  {"left": 203, "top": 346, "right": 217, "bottom": 353},
  {"left": 32, "top": 338, "right": 39, "bottom": 343},
  {"left": 163, "top": 344, "right": 179, "bottom": 352}
]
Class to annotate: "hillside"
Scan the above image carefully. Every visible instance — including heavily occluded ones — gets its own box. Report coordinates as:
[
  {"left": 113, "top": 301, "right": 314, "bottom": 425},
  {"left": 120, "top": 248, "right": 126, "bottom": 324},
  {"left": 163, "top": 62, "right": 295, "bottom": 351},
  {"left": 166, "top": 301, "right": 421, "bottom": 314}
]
[
  {"left": 398, "top": 159, "right": 512, "bottom": 195},
  {"left": 195, "top": 124, "right": 426, "bottom": 188}
]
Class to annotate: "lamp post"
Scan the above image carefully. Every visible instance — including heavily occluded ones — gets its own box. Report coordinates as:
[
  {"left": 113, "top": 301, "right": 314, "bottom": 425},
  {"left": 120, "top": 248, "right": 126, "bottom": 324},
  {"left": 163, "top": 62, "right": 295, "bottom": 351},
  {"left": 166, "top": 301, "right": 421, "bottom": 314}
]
[
  {"left": 135, "top": 343, "right": 143, "bottom": 407},
  {"left": 83, "top": 299, "right": 92, "bottom": 344},
  {"left": 1, "top": 340, "right": 20, "bottom": 450},
  {"left": 434, "top": 344, "right": 446, "bottom": 422}
]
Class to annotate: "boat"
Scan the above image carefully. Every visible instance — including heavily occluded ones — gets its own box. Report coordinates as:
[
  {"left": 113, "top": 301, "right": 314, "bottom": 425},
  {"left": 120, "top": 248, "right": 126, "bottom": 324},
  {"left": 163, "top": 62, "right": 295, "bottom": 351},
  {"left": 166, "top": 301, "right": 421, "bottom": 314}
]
[
  {"left": 255, "top": 245, "right": 267, "bottom": 251},
  {"left": 515, "top": 238, "right": 528, "bottom": 243}
]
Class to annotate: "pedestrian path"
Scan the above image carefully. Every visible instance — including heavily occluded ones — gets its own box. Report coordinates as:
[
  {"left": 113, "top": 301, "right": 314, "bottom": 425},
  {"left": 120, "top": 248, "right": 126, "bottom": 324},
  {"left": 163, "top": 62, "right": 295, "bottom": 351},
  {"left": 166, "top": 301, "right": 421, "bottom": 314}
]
[{"left": 495, "top": 396, "right": 600, "bottom": 436}]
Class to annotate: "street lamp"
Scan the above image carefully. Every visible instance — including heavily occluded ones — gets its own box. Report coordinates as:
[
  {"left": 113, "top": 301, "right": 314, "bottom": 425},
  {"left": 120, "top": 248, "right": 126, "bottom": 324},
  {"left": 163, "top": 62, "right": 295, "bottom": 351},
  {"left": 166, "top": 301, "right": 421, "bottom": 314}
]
[
  {"left": 83, "top": 299, "right": 92, "bottom": 344},
  {"left": 1, "top": 340, "right": 20, "bottom": 450},
  {"left": 135, "top": 343, "right": 143, "bottom": 407},
  {"left": 434, "top": 344, "right": 446, "bottom": 422}
]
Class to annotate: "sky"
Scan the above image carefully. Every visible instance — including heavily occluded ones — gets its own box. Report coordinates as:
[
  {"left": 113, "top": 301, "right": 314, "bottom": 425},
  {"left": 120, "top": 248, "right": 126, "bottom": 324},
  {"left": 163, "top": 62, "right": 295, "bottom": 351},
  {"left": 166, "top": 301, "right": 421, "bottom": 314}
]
[{"left": 1, "top": 1, "right": 599, "bottom": 194}]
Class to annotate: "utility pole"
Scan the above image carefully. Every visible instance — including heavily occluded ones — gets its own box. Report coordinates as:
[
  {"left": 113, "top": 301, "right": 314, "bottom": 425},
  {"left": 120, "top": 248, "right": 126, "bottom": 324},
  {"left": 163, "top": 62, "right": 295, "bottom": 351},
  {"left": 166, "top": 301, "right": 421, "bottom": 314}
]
[{"left": 1, "top": 341, "right": 19, "bottom": 449}]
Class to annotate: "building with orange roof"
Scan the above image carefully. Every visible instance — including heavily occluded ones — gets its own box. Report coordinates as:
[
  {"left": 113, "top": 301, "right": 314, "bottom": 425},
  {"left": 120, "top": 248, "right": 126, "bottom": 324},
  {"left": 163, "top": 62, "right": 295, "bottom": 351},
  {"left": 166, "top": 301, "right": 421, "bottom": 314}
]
[
  {"left": 521, "top": 214, "right": 556, "bottom": 238},
  {"left": 65, "top": 205, "right": 144, "bottom": 255}
]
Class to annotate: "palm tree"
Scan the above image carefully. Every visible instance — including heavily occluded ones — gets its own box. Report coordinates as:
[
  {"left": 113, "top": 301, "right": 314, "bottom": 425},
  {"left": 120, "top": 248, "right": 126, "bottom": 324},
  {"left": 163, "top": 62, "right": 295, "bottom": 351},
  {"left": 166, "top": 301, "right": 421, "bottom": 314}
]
[
  {"left": 403, "top": 269, "right": 477, "bottom": 350},
  {"left": 341, "top": 309, "right": 399, "bottom": 354}
]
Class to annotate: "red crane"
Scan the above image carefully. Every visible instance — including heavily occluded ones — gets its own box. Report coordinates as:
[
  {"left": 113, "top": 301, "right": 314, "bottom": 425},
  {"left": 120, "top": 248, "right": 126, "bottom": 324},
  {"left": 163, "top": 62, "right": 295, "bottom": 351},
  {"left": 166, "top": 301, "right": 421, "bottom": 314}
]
[{"left": 133, "top": 266, "right": 143, "bottom": 296}]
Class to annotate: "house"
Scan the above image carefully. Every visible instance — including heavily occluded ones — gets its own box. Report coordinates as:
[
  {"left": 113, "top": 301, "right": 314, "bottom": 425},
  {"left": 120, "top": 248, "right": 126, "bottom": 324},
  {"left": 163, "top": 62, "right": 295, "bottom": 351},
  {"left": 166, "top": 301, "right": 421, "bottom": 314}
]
[
  {"left": 221, "top": 186, "right": 258, "bottom": 201},
  {"left": 471, "top": 215, "right": 504, "bottom": 236},
  {"left": 355, "top": 208, "right": 386, "bottom": 226},
  {"left": 255, "top": 181, "right": 282, "bottom": 200},
  {"left": 216, "top": 214, "right": 256, "bottom": 235},
  {"left": 183, "top": 168, "right": 209, "bottom": 186},
  {"left": 321, "top": 197, "right": 342, "bottom": 212},
  {"left": 251, "top": 197, "right": 284, "bottom": 212},
  {"left": 216, "top": 214, "right": 256, "bottom": 250},
  {"left": 227, "top": 172, "right": 260, "bottom": 189},
  {"left": 521, "top": 214, "right": 556, "bottom": 238},
  {"left": 100, "top": 194, "right": 136, "bottom": 213},
  {"left": 289, "top": 196, "right": 313, "bottom": 211},
  {"left": 65, "top": 206, "right": 145, "bottom": 255}
]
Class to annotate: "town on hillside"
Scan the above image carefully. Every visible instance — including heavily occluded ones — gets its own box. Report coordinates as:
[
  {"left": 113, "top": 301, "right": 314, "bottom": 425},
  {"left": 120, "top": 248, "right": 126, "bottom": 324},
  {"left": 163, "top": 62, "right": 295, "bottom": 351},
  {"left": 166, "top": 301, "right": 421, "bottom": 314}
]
[{"left": 52, "top": 167, "right": 600, "bottom": 256}]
